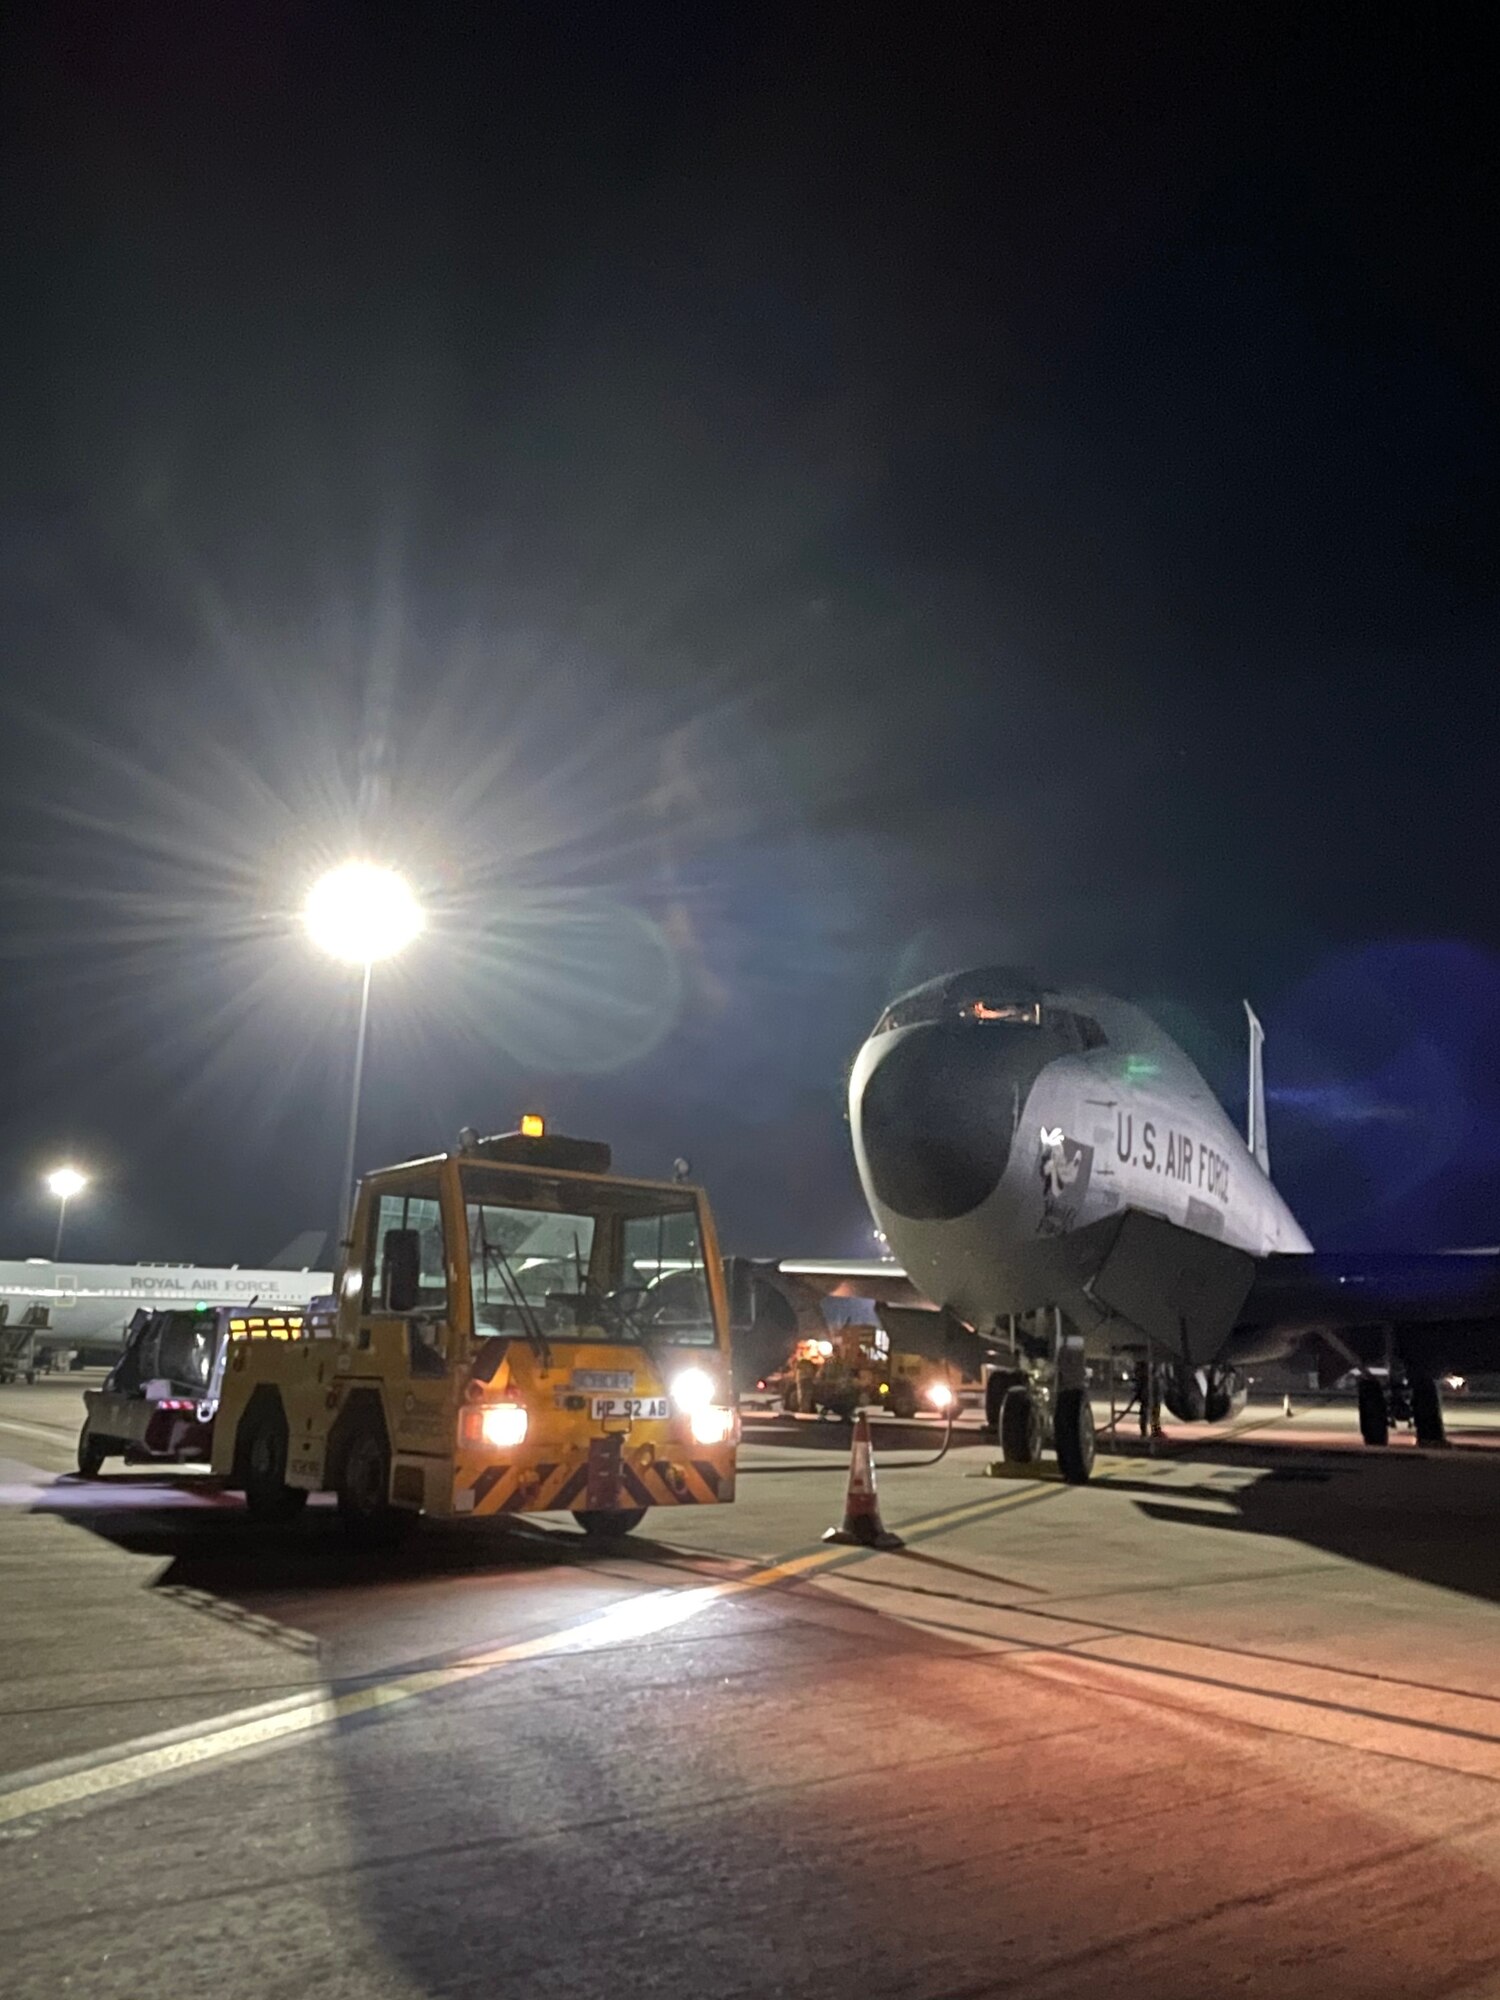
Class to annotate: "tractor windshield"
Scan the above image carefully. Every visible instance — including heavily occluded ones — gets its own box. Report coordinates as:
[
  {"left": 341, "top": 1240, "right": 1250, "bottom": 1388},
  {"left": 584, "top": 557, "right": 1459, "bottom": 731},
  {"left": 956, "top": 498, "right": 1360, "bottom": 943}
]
[{"left": 461, "top": 1169, "right": 717, "bottom": 1346}]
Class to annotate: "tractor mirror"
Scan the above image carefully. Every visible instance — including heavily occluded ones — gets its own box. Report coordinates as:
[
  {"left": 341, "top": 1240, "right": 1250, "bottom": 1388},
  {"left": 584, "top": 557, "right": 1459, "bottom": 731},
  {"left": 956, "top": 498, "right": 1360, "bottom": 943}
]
[{"left": 382, "top": 1228, "right": 422, "bottom": 1313}]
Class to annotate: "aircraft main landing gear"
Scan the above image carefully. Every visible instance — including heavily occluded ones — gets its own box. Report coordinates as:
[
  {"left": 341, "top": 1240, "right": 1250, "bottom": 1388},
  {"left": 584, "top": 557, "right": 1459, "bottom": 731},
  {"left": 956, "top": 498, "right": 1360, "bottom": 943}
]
[
  {"left": 1410, "top": 1370, "right": 1448, "bottom": 1449},
  {"left": 1357, "top": 1375, "right": 1389, "bottom": 1448},
  {"left": 1356, "top": 1369, "right": 1447, "bottom": 1449}
]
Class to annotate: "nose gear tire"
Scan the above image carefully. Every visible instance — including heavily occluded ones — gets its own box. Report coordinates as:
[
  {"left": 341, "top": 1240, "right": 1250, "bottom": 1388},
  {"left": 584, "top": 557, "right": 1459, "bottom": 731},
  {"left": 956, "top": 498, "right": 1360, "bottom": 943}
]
[
  {"left": 1000, "top": 1388, "right": 1045, "bottom": 1464},
  {"left": 1054, "top": 1388, "right": 1096, "bottom": 1484}
]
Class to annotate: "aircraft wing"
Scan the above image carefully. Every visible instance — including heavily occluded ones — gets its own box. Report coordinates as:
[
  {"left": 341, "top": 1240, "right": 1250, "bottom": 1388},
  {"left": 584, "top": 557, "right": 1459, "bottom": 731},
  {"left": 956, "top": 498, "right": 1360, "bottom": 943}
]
[
  {"left": 1237, "top": 1250, "right": 1500, "bottom": 1342},
  {"left": 773, "top": 1258, "right": 926, "bottom": 1305}
]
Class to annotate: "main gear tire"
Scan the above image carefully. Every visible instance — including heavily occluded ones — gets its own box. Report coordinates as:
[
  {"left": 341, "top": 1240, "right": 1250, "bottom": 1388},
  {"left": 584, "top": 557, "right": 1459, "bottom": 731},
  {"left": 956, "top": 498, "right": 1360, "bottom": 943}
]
[
  {"left": 1357, "top": 1376, "right": 1389, "bottom": 1448},
  {"left": 1410, "top": 1372, "right": 1447, "bottom": 1448}
]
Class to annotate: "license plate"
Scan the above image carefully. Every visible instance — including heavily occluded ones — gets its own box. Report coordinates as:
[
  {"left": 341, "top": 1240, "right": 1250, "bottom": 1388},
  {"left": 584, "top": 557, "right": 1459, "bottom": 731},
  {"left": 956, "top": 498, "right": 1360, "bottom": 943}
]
[{"left": 590, "top": 1396, "right": 668, "bottom": 1421}]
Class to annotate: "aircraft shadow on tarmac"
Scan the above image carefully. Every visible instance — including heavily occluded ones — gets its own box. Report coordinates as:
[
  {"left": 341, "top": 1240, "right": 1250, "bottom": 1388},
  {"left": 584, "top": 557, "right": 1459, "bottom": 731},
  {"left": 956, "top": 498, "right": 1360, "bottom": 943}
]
[{"left": 1105, "top": 1433, "right": 1500, "bottom": 1609}]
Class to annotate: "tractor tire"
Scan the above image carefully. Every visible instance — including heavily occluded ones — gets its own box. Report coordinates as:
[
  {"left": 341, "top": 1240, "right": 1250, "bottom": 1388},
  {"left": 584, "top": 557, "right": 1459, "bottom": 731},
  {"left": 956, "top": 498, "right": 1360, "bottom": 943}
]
[
  {"left": 573, "top": 1508, "right": 648, "bottom": 1538},
  {"left": 1054, "top": 1388, "right": 1097, "bottom": 1484},
  {"left": 335, "top": 1415, "right": 407, "bottom": 1544},
  {"left": 76, "top": 1427, "right": 108, "bottom": 1478},
  {"left": 242, "top": 1402, "right": 308, "bottom": 1522},
  {"left": 886, "top": 1378, "right": 918, "bottom": 1420}
]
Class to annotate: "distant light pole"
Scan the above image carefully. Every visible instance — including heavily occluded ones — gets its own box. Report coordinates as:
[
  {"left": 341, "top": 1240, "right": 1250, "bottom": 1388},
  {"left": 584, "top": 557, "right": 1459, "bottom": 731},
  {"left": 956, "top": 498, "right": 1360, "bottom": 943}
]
[
  {"left": 45, "top": 1166, "right": 87, "bottom": 1260},
  {"left": 303, "top": 861, "right": 424, "bottom": 1252}
]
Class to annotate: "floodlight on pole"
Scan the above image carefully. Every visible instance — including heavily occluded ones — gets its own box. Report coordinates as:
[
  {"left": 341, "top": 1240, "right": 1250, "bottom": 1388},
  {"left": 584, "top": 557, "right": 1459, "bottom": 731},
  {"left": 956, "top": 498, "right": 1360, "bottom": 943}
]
[
  {"left": 302, "top": 862, "right": 424, "bottom": 1249},
  {"left": 45, "top": 1166, "right": 87, "bottom": 1260}
]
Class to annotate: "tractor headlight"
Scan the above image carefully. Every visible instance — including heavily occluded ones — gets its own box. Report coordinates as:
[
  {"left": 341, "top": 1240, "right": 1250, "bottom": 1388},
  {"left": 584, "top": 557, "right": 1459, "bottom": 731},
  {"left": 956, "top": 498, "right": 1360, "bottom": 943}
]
[
  {"left": 480, "top": 1400, "right": 529, "bottom": 1449},
  {"left": 927, "top": 1381, "right": 955, "bottom": 1411},
  {"left": 690, "top": 1406, "right": 737, "bottom": 1446},
  {"left": 670, "top": 1367, "right": 715, "bottom": 1414}
]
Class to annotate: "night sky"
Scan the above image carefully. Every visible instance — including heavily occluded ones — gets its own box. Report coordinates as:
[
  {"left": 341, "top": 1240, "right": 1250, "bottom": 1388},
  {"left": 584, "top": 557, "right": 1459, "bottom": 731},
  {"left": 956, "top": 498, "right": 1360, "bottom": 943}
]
[{"left": 1, "top": 6, "right": 1496, "bottom": 1268}]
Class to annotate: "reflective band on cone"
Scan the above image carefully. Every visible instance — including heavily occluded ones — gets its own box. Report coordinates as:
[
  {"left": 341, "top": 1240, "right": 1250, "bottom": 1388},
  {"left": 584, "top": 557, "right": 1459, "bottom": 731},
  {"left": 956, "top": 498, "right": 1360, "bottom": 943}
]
[{"left": 823, "top": 1410, "right": 904, "bottom": 1549}]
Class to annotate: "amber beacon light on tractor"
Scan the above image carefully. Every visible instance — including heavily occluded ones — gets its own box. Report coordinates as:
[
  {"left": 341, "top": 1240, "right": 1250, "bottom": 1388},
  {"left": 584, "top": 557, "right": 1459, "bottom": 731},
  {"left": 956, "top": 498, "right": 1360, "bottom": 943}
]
[{"left": 210, "top": 1119, "right": 740, "bottom": 1540}]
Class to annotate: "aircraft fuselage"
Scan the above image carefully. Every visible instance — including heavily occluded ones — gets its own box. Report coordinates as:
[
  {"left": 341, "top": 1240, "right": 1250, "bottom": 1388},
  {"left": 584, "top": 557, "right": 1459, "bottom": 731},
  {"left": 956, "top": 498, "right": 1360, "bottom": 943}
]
[{"left": 848, "top": 970, "right": 1310, "bottom": 1344}]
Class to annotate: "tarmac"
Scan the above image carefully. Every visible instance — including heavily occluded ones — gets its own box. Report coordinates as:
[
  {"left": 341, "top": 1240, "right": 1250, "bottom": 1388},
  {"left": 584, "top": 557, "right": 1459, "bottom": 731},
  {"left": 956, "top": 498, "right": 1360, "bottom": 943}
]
[{"left": 5, "top": 1378, "right": 1500, "bottom": 1998}]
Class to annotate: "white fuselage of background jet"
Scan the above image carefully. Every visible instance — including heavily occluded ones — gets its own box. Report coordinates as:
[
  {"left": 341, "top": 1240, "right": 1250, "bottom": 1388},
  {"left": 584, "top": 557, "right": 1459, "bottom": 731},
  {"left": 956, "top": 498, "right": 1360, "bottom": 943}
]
[{"left": 0, "top": 1258, "right": 333, "bottom": 1352}]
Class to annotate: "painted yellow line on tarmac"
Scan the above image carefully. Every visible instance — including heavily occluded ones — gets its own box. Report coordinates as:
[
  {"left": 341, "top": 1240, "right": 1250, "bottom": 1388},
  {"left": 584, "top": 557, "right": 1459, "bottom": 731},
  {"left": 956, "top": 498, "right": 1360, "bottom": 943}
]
[{"left": 0, "top": 1477, "right": 1083, "bottom": 1831}]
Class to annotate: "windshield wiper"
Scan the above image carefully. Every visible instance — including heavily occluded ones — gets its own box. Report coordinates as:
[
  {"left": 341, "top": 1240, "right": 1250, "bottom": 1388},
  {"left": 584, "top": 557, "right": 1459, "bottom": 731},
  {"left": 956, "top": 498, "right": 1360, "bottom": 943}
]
[{"left": 475, "top": 1212, "right": 552, "bottom": 1369}]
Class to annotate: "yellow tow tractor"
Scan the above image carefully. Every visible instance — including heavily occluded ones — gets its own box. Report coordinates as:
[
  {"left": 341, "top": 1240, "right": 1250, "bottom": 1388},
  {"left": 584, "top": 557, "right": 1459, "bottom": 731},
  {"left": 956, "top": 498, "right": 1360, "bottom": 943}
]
[
  {"left": 211, "top": 1121, "right": 740, "bottom": 1540},
  {"left": 779, "top": 1324, "right": 962, "bottom": 1421}
]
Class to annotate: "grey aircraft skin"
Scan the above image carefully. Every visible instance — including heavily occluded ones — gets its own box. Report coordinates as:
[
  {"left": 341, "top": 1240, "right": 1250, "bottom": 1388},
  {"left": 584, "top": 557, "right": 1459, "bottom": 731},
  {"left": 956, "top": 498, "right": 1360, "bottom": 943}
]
[{"left": 783, "top": 966, "right": 1500, "bottom": 1474}]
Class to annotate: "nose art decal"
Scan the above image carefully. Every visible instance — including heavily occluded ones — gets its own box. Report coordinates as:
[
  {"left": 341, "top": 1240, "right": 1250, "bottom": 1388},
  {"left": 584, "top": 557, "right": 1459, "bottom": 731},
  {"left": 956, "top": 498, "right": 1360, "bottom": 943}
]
[{"left": 1037, "top": 1127, "right": 1093, "bottom": 1234}]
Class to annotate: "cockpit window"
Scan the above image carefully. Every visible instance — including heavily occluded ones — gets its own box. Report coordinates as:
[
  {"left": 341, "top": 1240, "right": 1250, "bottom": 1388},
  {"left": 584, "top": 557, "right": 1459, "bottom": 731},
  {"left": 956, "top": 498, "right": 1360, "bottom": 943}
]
[
  {"left": 874, "top": 992, "right": 944, "bottom": 1034},
  {"left": 876, "top": 992, "right": 1043, "bottom": 1034},
  {"left": 957, "top": 999, "right": 1041, "bottom": 1026},
  {"left": 1049, "top": 1009, "right": 1109, "bottom": 1051}
]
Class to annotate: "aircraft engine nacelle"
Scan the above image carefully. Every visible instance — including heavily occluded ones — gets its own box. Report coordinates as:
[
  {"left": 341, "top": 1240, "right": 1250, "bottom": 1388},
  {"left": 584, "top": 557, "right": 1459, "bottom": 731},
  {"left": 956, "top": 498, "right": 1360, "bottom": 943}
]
[
  {"left": 1161, "top": 1364, "right": 1207, "bottom": 1423},
  {"left": 1162, "top": 1363, "right": 1246, "bottom": 1424}
]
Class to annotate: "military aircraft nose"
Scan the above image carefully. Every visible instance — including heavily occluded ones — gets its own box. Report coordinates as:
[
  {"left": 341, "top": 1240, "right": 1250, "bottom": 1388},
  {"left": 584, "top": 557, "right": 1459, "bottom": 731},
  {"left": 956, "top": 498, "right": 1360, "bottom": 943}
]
[{"left": 854, "top": 1023, "right": 1021, "bottom": 1222}]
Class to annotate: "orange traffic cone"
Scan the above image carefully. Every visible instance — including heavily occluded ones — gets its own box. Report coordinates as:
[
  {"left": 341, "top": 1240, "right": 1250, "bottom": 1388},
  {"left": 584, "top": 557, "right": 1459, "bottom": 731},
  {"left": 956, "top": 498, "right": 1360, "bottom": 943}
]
[{"left": 824, "top": 1410, "right": 904, "bottom": 1549}]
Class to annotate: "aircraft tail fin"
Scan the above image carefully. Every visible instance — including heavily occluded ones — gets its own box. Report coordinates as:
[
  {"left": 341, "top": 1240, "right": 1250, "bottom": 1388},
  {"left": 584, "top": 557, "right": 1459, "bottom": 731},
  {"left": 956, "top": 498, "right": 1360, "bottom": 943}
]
[
  {"left": 1244, "top": 1001, "right": 1270, "bottom": 1175},
  {"left": 267, "top": 1229, "right": 327, "bottom": 1271}
]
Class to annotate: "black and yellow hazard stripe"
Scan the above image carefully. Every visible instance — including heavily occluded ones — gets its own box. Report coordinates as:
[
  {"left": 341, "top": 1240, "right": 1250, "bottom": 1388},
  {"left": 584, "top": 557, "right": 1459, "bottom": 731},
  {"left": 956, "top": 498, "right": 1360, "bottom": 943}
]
[
  {"left": 466, "top": 1460, "right": 590, "bottom": 1515},
  {"left": 462, "top": 1451, "right": 733, "bottom": 1515},
  {"left": 617, "top": 1457, "right": 731, "bottom": 1507}
]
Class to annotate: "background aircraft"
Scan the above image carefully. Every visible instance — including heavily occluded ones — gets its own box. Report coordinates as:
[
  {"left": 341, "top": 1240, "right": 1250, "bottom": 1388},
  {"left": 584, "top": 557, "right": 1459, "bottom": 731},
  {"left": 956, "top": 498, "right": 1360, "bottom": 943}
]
[{"left": 0, "top": 1238, "right": 331, "bottom": 1367}]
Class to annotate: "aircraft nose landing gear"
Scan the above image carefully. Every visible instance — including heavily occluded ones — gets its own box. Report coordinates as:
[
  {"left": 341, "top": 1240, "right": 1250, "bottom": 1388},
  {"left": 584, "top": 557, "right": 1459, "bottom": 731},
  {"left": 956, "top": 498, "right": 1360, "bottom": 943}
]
[
  {"left": 1053, "top": 1386, "right": 1096, "bottom": 1483},
  {"left": 991, "top": 1311, "right": 1098, "bottom": 1482}
]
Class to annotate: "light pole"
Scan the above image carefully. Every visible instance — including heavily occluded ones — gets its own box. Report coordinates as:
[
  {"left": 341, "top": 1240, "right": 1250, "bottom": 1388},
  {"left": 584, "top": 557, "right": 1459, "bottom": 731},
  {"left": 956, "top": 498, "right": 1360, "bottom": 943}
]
[
  {"left": 45, "top": 1166, "right": 87, "bottom": 1260},
  {"left": 302, "top": 861, "right": 424, "bottom": 1252}
]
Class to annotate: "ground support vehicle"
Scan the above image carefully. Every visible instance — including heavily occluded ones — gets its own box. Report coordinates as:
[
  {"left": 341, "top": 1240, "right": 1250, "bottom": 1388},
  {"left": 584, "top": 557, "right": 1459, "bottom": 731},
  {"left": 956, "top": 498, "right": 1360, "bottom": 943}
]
[
  {"left": 774, "top": 1325, "right": 964, "bottom": 1421},
  {"left": 0, "top": 1303, "right": 50, "bottom": 1384},
  {"left": 76, "top": 1305, "right": 292, "bottom": 1474},
  {"left": 211, "top": 1125, "right": 740, "bottom": 1539}
]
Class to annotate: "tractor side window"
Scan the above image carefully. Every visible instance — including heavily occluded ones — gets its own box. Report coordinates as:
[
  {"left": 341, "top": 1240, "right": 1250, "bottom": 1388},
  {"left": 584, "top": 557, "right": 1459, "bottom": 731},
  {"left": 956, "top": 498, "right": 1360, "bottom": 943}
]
[
  {"left": 621, "top": 1208, "right": 715, "bottom": 1345},
  {"left": 110, "top": 1316, "right": 158, "bottom": 1395},
  {"left": 367, "top": 1189, "right": 449, "bottom": 1316},
  {"left": 154, "top": 1313, "right": 216, "bottom": 1390}
]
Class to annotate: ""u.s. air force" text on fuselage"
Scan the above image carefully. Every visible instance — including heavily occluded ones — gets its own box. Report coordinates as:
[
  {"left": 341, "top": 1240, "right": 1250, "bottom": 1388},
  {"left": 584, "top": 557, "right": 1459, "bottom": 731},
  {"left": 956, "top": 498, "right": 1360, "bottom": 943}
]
[{"left": 1116, "top": 1113, "right": 1230, "bottom": 1202}]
